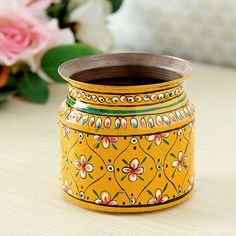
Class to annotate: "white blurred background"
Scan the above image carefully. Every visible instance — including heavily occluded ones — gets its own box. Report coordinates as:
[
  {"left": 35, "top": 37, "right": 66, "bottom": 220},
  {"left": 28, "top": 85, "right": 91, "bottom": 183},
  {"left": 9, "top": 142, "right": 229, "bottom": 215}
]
[{"left": 109, "top": 0, "right": 236, "bottom": 67}]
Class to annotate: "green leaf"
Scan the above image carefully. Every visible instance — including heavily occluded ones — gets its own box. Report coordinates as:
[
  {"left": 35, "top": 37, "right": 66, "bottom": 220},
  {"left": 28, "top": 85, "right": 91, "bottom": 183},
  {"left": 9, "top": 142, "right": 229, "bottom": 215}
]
[
  {"left": 41, "top": 44, "right": 100, "bottom": 82},
  {"left": 88, "top": 172, "right": 93, "bottom": 179},
  {"left": 140, "top": 156, "right": 147, "bottom": 165},
  {"left": 112, "top": 192, "right": 120, "bottom": 201},
  {"left": 183, "top": 164, "right": 188, "bottom": 169},
  {"left": 16, "top": 72, "right": 49, "bottom": 103},
  {"left": 95, "top": 142, "right": 100, "bottom": 149},
  {"left": 138, "top": 176, "right": 144, "bottom": 181},
  {"left": 75, "top": 171, "right": 79, "bottom": 177},
  {"left": 163, "top": 183, "right": 168, "bottom": 193},
  {"left": 87, "top": 155, "right": 92, "bottom": 162},
  {"left": 147, "top": 142, "right": 153, "bottom": 151},
  {"left": 108, "top": 0, "right": 123, "bottom": 12},
  {"left": 147, "top": 190, "right": 154, "bottom": 197},
  {"left": 112, "top": 143, "right": 118, "bottom": 149},
  {"left": 6, "top": 74, "right": 17, "bottom": 88},
  {"left": 121, "top": 174, "right": 127, "bottom": 181},
  {"left": 74, "top": 152, "right": 79, "bottom": 159},
  {"left": 47, "top": 0, "right": 69, "bottom": 28},
  {"left": 122, "top": 159, "right": 129, "bottom": 165},
  {"left": 184, "top": 143, "right": 189, "bottom": 155},
  {"left": 172, "top": 169, "right": 177, "bottom": 178},
  {"left": 93, "top": 189, "right": 99, "bottom": 198},
  {"left": 170, "top": 153, "right": 177, "bottom": 159},
  {"left": 163, "top": 139, "right": 169, "bottom": 145}
]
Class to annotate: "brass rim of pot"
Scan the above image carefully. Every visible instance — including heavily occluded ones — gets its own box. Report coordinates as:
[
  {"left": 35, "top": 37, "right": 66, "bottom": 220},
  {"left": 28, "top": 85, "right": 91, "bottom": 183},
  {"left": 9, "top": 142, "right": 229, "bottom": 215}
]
[{"left": 58, "top": 53, "right": 192, "bottom": 93}]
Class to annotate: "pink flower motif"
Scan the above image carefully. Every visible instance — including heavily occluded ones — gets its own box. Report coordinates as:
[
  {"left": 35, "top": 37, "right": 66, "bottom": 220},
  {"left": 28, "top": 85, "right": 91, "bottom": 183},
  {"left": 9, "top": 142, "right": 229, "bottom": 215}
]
[
  {"left": 148, "top": 189, "right": 169, "bottom": 204},
  {"left": 74, "top": 155, "right": 93, "bottom": 179},
  {"left": 147, "top": 133, "right": 169, "bottom": 146},
  {"left": 122, "top": 158, "right": 144, "bottom": 182},
  {"left": 94, "top": 135, "right": 118, "bottom": 149},
  {"left": 172, "top": 151, "right": 187, "bottom": 172},
  {"left": 95, "top": 191, "right": 117, "bottom": 205},
  {"left": 61, "top": 124, "right": 70, "bottom": 137},
  {"left": 62, "top": 180, "right": 72, "bottom": 195}
]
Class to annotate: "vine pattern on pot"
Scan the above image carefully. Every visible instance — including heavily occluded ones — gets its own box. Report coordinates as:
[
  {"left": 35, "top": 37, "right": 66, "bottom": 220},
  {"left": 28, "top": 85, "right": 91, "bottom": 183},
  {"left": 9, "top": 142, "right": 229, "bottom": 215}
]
[{"left": 59, "top": 120, "right": 195, "bottom": 207}]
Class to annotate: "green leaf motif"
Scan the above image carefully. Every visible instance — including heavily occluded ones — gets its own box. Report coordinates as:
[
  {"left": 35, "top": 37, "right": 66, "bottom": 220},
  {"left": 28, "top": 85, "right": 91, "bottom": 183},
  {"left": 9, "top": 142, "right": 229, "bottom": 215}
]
[
  {"left": 41, "top": 44, "right": 100, "bottom": 82},
  {"left": 112, "top": 143, "right": 118, "bottom": 149},
  {"left": 183, "top": 164, "right": 188, "bottom": 169},
  {"left": 163, "top": 139, "right": 169, "bottom": 145},
  {"left": 16, "top": 72, "right": 49, "bottom": 103},
  {"left": 75, "top": 171, "right": 79, "bottom": 177},
  {"left": 138, "top": 176, "right": 144, "bottom": 181},
  {"left": 88, "top": 173, "right": 93, "bottom": 179},
  {"left": 163, "top": 183, "right": 168, "bottom": 193},
  {"left": 170, "top": 153, "right": 177, "bottom": 159},
  {"left": 184, "top": 143, "right": 189, "bottom": 155},
  {"left": 122, "top": 159, "right": 129, "bottom": 165},
  {"left": 147, "top": 143, "right": 153, "bottom": 151},
  {"left": 172, "top": 169, "right": 177, "bottom": 178},
  {"left": 93, "top": 189, "right": 99, "bottom": 198},
  {"left": 87, "top": 155, "right": 92, "bottom": 162},
  {"left": 147, "top": 190, "right": 154, "bottom": 197},
  {"left": 140, "top": 156, "right": 147, "bottom": 165},
  {"left": 95, "top": 142, "right": 100, "bottom": 149},
  {"left": 112, "top": 192, "right": 120, "bottom": 201},
  {"left": 121, "top": 174, "right": 127, "bottom": 181},
  {"left": 74, "top": 152, "right": 79, "bottom": 159}
]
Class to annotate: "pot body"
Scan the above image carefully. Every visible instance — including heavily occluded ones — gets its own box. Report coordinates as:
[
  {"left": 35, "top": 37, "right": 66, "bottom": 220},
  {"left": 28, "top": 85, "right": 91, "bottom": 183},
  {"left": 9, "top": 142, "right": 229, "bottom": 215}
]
[{"left": 58, "top": 54, "right": 195, "bottom": 213}]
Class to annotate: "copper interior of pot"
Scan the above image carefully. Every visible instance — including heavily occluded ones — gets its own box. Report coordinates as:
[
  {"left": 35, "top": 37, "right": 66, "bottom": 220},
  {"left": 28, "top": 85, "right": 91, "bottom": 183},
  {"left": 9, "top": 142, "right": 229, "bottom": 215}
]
[
  {"left": 59, "top": 53, "right": 192, "bottom": 86},
  {"left": 71, "top": 66, "right": 182, "bottom": 86}
]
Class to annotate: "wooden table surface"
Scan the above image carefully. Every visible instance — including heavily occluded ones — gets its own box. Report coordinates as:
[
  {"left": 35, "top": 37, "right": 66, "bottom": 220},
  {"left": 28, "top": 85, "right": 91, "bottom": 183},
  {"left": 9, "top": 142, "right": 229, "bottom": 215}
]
[{"left": 0, "top": 63, "right": 236, "bottom": 236}]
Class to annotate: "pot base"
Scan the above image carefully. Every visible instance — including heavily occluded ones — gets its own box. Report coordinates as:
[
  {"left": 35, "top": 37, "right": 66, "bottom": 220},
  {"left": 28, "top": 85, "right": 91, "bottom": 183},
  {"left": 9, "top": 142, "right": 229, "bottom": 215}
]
[{"left": 62, "top": 190, "right": 193, "bottom": 213}]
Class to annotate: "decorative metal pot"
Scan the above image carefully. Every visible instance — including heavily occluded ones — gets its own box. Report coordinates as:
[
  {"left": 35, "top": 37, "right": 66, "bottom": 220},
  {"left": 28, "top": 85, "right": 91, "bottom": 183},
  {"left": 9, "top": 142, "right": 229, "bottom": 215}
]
[{"left": 58, "top": 53, "right": 195, "bottom": 213}]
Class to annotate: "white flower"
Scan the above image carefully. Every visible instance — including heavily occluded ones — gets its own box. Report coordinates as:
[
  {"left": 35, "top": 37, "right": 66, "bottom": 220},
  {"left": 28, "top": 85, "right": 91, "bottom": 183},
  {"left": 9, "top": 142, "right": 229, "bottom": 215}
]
[{"left": 69, "top": 0, "right": 113, "bottom": 51}]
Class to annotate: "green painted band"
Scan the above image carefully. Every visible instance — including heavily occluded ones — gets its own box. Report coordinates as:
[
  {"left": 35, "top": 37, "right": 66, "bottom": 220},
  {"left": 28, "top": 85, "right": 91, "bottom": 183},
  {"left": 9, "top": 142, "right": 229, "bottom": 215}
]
[{"left": 67, "top": 95, "right": 187, "bottom": 115}]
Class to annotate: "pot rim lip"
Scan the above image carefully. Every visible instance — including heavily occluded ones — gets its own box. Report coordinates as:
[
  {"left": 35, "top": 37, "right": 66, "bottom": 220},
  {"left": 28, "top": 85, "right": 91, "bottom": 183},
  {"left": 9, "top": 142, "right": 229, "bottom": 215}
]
[{"left": 58, "top": 53, "right": 192, "bottom": 92}]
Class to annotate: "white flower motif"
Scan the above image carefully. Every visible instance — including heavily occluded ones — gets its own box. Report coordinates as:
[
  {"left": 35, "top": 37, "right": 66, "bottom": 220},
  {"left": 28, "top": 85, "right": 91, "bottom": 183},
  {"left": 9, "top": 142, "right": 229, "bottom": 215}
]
[{"left": 95, "top": 191, "right": 117, "bottom": 205}]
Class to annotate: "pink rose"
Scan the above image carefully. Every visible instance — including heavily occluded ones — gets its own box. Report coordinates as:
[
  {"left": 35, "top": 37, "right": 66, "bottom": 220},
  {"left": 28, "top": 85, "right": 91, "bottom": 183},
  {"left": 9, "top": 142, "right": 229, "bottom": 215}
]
[
  {"left": 0, "top": 17, "right": 49, "bottom": 67},
  {"left": 0, "top": 2, "right": 74, "bottom": 71}
]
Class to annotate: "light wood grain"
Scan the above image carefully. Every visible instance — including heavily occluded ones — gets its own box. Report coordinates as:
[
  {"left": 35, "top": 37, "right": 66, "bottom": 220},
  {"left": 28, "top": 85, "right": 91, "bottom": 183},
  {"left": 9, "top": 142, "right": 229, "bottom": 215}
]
[{"left": 0, "top": 63, "right": 236, "bottom": 236}]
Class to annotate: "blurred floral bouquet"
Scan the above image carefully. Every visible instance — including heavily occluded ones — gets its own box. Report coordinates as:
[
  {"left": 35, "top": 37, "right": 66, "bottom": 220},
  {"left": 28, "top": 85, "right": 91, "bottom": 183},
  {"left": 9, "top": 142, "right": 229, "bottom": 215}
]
[{"left": 0, "top": 0, "right": 122, "bottom": 103}]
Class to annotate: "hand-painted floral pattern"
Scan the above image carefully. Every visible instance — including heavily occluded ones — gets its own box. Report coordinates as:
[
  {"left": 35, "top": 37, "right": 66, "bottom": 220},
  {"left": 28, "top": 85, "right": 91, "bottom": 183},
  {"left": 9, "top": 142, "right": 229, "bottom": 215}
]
[
  {"left": 62, "top": 180, "right": 72, "bottom": 195},
  {"left": 122, "top": 158, "right": 144, "bottom": 182},
  {"left": 94, "top": 135, "right": 118, "bottom": 149},
  {"left": 148, "top": 189, "right": 169, "bottom": 204},
  {"left": 147, "top": 133, "right": 169, "bottom": 146},
  {"left": 74, "top": 155, "right": 93, "bottom": 179},
  {"left": 62, "top": 124, "right": 70, "bottom": 137},
  {"left": 172, "top": 151, "right": 187, "bottom": 172},
  {"left": 94, "top": 191, "right": 117, "bottom": 205}
]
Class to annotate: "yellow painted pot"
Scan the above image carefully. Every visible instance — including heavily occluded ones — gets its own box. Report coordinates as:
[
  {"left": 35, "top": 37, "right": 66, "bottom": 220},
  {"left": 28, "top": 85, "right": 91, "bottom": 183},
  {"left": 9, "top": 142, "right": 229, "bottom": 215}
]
[{"left": 58, "top": 53, "right": 195, "bottom": 213}]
